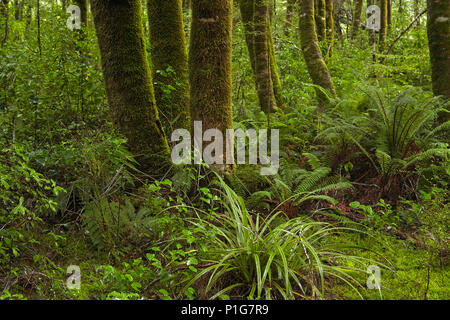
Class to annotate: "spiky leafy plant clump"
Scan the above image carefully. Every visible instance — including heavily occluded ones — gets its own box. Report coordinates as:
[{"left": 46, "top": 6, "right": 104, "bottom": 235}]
[{"left": 185, "top": 174, "right": 374, "bottom": 300}]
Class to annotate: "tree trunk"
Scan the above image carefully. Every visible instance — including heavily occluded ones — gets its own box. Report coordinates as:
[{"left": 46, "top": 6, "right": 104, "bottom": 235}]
[
  {"left": 387, "top": 0, "right": 392, "bottom": 30},
  {"left": 1, "top": 0, "right": 8, "bottom": 47},
  {"left": 254, "top": 0, "right": 276, "bottom": 113},
  {"left": 147, "top": 0, "right": 190, "bottom": 133},
  {"left": 325, "top": 0, "right": 334, "bottom": 56},
  {"left": 90, "top": 0, "right": 170, "bottom": 173},
  {"left": 298, "top": 0, "right": 336, "bottom": 106},
  {"left": 268, "top": 4, "right": 285, "bottom": 108},
  {"left": 315, "top": 0, "right": 326, "bottom": 42},
  {"left": 74, "top": 0, "right": 88, "bottom": 27},
  {"left": 240, "top": 0, "right": 279, "bottom": 112},
  {"left": 379, "top": 0, "right": 387, "bottom": 51},
  {"left": 285, "top": 0, "right": 296, "bottom": 36},
  {"left": 426, "top": 0, "right": 450, "bottom": 112},
  {"left": 189, "top": 0, "right": 233, "bottom": 168},
  {"left": 351, "top": 0, "right": 363, "bottom": 38},
  {"left": 239, "top": 0, "right": 256, "bottom": 73}
]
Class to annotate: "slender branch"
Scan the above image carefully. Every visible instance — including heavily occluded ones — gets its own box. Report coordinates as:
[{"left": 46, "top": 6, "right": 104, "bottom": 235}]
[{"left": 385, "top": 9, "right": 427, "bottom": 56}]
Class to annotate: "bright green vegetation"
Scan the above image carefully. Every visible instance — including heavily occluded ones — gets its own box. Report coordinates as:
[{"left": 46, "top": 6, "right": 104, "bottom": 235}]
[{"left": 0, "top": 0, "right": 448, "bottom": 300}]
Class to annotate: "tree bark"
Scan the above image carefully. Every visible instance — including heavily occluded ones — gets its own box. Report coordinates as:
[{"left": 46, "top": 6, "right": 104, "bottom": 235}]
[
  {"left": 315, "top": 0, "right": 326, "bottom": 41},
  {"left": 1, "top": 0, "right": 8, "bottom": 47},
  {"left": 351, "top": 0, "right": 363, "bottom": 38},
  {"left": 254, "top": 0, "right": 276, "bottom": 113},
  {"left": 74, "top": 0, "right": 88, "bottom": 27},
  {"left": 298, "top": 0, "right": 336, "bottom": 106},
  {"left": 189, "top": 0, "right": 234, "bottom": 168},
  {"left": 90, "top": 0, "right": 170, "bottom": 173},
  {"left": 285, "top": 0, "right": 296, "bottom": 36},
  {"left": 325, "top": 0, "right": 334, "bottom": 56},
  {"left": 426, "top": 0, "right": 450, "bottom": 112},
  {"left": 379, "top": 0, "right": 388, "bottom": 52},
  {"left": 147, "top": 0, "right": 190, "bottom": 132}
]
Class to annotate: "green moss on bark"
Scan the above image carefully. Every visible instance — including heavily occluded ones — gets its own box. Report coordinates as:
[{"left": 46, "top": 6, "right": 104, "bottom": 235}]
[
  {"left": 147, "top": 0, "right": 190, "bottom": 132},
  {"left": 90, "top": 0, "right": 170, "bottom": 174},
  {"left": 189, "top": 0, "right": 234, "bottom": 167},
  {"left": 298, "top": 0, "right": 336, "bottom": 106}
]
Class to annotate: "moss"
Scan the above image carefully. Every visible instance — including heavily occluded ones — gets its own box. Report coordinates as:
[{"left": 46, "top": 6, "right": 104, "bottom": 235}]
[
  {"left": 147, "top": 0, "right": 190, "bottom": 132},
  {"left": 351, "top": 0, "right": 363, "bottom": 38},
  {"left": 189, "top": 0, "right": 234, "bottom": 168},
  {"left": 298, "top": 0, "right": 336, "bottom": 107},
  {"left": 426, "top": 0, "right": 450, "bottom": 118},
  {"left": 90, "top": 0, "right": 170, "bottom": 174}
]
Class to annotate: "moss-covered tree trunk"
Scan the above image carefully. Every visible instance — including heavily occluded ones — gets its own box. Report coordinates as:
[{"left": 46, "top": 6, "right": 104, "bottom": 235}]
[
  {"left": 285, "top": 0, "right": 296, "bottom": 35},
  {"left": 268, "top": 4, "right": 285, "bottom": 108},
  {"left": 240, "top": 0, "right": 280, "bottom": 112},
  {"left": 239, "top": 0, "right": 256, "bottom": 72},
  {"left": 379, "top": 0, "right": 387, "bottom": 51},
  {"left": 1, "top": 0, "right": 9, "bottom": 47},
  {"left": 189, "top": 0, "right": 233, "bottom": 168},
  {"left": 147, "top": 0, "right": 190, "bottom": 132},
  {"left": 254, "top": 0, "right": 276, "bottom": 113},
  {"left": 325, "top": 0, "right": 334, "bottom": 56},
  {"left": 426, "top": 0, "right": 450, "bottom": 114},
  {"left": 315, "top": 0, "right": 326, "bottom": 41},
  {"left": 387, "top": 0, "right": 392, "bottom": 30},
  {"left": 351, "top": 0, "right": 363, "bottom": 38},
  {"left": 90, "top": 0, "right": 170, "bottom": 173},
  {"left": 298, "top": 0, "right": 336, "bottom": 106}
]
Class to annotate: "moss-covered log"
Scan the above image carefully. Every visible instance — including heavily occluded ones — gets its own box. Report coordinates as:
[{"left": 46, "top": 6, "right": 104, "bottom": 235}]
[
  {"left": 379, "top": 0, "right": 388, "bottom": 51},
  {"left": 351, "top": 0, "right": 363, "bottom": 38},
  {"left": 189, "top": 0, "right": 234, "bottom": 166},
  {"left": 426, "top": 0, "right": 450, "bottom": 118},
  {"left": 90, "top": 0, "right": 170, "bottom": 173},
  {"left": 298, "top": 0, "right": 336, "bottom": 106},
  {"left": 147, "top": 0, "right": 190, "bottom": 132}
]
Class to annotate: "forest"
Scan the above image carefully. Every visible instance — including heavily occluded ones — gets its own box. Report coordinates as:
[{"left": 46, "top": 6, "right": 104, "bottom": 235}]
[{"left": 0, "top": 0, "right": 448, "bottom": 301}]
